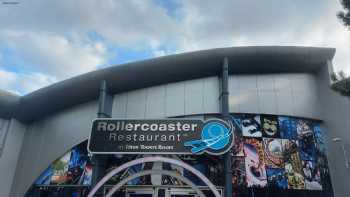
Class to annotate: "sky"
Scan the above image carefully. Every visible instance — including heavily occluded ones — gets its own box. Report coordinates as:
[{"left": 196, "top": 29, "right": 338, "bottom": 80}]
[{"left": 0, "top": 0, "right": 349, "bottom": 95}]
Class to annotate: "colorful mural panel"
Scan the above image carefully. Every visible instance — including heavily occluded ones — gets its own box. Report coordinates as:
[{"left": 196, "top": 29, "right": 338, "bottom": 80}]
[
  {"left": 261, "top": 115, "right": 279, "bottom": 138},
  {"left": 278, "top": 116, "right": 297, "bottom": 139},
  {"left": 240, "top": 114, "right": 262, "bottom": 138},
  {"left": 263, "top": 138, "right": 283, "bottom": 168},
  {"left": 244, "top": 138, "right": 267, "bottom": 187},
  {"left": 266, "top": 168, "right": 288, "bottom": 189},
  {"left": 230, "top": 114, "right": 332, "bottom": 194},
  {"left": 33, "top": 113, "right": 333, "bottom": 197}
]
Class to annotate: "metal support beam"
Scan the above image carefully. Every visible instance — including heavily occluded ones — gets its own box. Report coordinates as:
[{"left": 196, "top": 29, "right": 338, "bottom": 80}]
[
  {"left": 221, "top": 57, "right": 232, "bottom": 197},
  {"left": 91, "top": 80, "right": 113, "bottom": 196}
]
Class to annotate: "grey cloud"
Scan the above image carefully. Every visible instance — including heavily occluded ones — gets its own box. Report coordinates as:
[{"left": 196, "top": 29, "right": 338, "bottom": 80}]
[{"left": 0, "top": 0, "right": 349, "bottom": 94}]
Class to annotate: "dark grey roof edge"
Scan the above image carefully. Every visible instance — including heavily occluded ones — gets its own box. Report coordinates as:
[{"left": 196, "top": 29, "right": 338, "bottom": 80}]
[
  {"left": 0, "top": 90, "right": 20, "bottom": 119},
  {"left": 0, "top": 46, "right": 336, "bottom": 123}
]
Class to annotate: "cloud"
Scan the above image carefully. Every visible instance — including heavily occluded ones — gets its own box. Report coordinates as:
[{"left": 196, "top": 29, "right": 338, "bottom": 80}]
[
  {"left": 0, "top": 31, "right": 107, "bottom": 79},
  {"left": 0, "top": 0, "right": 179, "bottom": 94},
  {"left": 0, "top": 0, "right": 349, "bottom": 94},
  {"left": 174, "top": 0, "right": 349, "bottom": 72},
  {"left": 0, "top": 0, "right": 178, "bottom": 49},
  {"left": 0, "top": 69, "right": 56, "bottom": 95}
]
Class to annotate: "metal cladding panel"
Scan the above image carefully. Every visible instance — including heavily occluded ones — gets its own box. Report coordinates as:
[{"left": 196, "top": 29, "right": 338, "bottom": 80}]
[
  {"left": 228, "top": 73, "right": 321, "bottom": 119},
  {"left": 112, "top": 93, "right": 128, "bottom": 118},
  {"left": 203, "top": 77, "right": 220, "bottom": 113},
  {"left": 0, "top": 120, "right": 25, "bottom": 197},
  {"left": 276, "top": 89, "right": 294, "bottom": 115},
  {"left": 185, "top": 79, "right": 205, "bottom": 115},
  {"left": 12, "top": 122, "right": 43, "bottom": 197},
  {"left": 257, "top": 75, "right": 274, "bottom": 90},
  {"left": 315, "top": 65, "right": 350, "bottom": 197},
  {"left": 258, "top": 90, "right": 277, "bottom": 114},
  {"left": 112, "top": 77, "right": 220, "bottom": 119},
  {"left": 165, "top": 81, "right": 185, "bottom": 117},
  {"left": 145, "top": 85, "right": 166, "bottom": 118},
  {"left": 290, "top": 74, "right": 320, "bottom": 117},
  {"left": 10, "top": 101, "right": 98, "bottom": 197},
  {"left": 126, "top": 89, "right": 147, "bottom": 119}
]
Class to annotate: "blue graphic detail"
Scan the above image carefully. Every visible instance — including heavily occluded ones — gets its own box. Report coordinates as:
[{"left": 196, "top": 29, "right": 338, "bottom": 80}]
[{"left": 184, "top": 120, "right": 232, "bottom": 153}]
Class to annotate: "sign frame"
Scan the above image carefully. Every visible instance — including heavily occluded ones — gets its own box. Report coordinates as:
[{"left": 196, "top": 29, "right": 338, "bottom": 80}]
[{"left": 87, "top": 118, "right": 235, "bottom": 155}]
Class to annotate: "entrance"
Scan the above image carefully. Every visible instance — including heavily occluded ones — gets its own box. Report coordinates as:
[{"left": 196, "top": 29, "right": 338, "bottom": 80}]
[
  {"left": 104, "top": 186, "right": 223, "bottom": 197},
  {"left": 89, "top": 156, "right": 222, "bottom": 197},
  {"left": 126, "top": 188, "right": 154, "bottom": 197}
]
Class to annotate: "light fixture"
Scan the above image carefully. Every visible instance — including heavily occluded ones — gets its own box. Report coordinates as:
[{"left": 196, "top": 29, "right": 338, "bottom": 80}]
[{"left": 332, "top": 137, "right": 349, "bottom": 169}]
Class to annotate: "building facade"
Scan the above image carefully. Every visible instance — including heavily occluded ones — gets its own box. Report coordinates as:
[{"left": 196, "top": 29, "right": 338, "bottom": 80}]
[{"left": 0, "top": 46, "right": 349, "bottom": 197}]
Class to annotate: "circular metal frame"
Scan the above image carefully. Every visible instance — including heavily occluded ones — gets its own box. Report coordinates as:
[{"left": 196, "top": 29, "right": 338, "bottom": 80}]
[
  {"left": 87, "top": 156, "right": 221, "bottom": 197},
  {"left": 105, "top": 170, "right": 205, "bottom": 197}
]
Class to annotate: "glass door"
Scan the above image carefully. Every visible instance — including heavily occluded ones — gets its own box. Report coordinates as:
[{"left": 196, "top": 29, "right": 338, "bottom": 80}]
[
  {"left": 126, "top": 188, "right": 154, "bottom": 197},
  {"left": 167, "top": 188, "right": 198, "bottom": 197}
]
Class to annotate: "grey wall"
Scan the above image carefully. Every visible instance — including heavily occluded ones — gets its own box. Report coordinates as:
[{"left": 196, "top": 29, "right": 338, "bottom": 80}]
[
  {"left": 113, "top": 74, "right": 321, "bottom": 119},
  {"left": 112, "top": 77, "right": 220, "bottom": 118},
  {"left": 10, "top": 101, "right": 98, "bottom": 197},
  {"left": 229, "top": 73, "right": 321, "bottom": 118},
  {"left": 8, "top": 74, "right": 323, "bottom": 197},
  {"left": 316, "top": 63, "right": 350, "bottom": 197},
  {"left": 0, "top": 119, "right": 26, "bottom": 197}
]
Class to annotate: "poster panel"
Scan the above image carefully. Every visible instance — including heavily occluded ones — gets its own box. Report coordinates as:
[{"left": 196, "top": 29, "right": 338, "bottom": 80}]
[
  {"left": 241, "top": 115, "right": 262, "bottom": 138},
  {"left": 231, "top": 116, "right": 244, "bottom": 156},
  {"left": 261, "top": 115, "right": 279, "bottom": 138},
  {"left": 50, "top": 151, "right": 71, "bottom": 185},
  {"left": 282, "top": 139, "right": 305, "bottom": 189},
  {"left": 302, "top": 160, "right": 322, "bottom": 190},
  {"left": 263, "top": 138, "right": 283, "bottom": 168},
  {"left": 278, "top": 116, "right": 297, "bottom": 139},
  {"left": 244, "top": 138, "right": 267, "bottom": 187},
  {"left": 232, "top": 157, "right": 246, "bottom": 187},
  {"left": 266, "top": 168, "right": 288, "bottom": 189}
]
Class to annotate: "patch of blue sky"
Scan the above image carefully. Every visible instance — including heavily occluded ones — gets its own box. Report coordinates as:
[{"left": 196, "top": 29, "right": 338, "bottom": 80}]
[
  {"left": 101, "top": 47, "right": 154, "bottom": 68},
  {"left": 104, "top": 44, "right": 178, "bottom": 68},
  {"left": 0, "top": 47, "right": 29, "bottom": 73},
  {"left": 155, "top": 0, "right": 182, "bottom": 20},
  {"left": 86, "top": 31, "right": 105, "bottom": 43}
]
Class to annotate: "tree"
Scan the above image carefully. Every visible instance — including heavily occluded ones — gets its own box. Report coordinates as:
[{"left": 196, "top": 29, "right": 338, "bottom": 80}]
[{"left": 338, "top": 0, "right": 350, "bottom": 28}]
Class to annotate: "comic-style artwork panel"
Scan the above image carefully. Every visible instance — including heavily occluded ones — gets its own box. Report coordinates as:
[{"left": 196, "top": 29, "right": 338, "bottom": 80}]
[
  {"left": 263, "top": 138, "right": 283, "bottom": 168},
  {"left": 266, "top": 168, "right": 288, "bottom": 189},
  {"left": 241, "top": 114, "right": 262, "bottom": 138},
  {"left": 296, "top": 119, "right": 314, "bottom": 139},
  {"left": 313, "top": 123, "right": 326, "bottom": 155},
  {"left": 282, "top": 139, "right": 305, "bottom": 189},
  {"left": 232, "top": 157, "right": 246, "bottom": 188},
  {"left": 180, "top": 155, "right": 224, "bottom": 186},
  {"left": 35, "top": 166, "right": 54, "bottom": 185},
  {"left": 285, "top": 161, "right": 305, "bottom": 190},
  {"left": 50, "top": 151, "right": 72, "bottom": 185},
  {"left": 302, "top": 160, "right": 322, "bottom": 190},
  {"left": 298, "top": 134, "right": 316, "bottom": 161},
  {"left": 231, "top": 116, "right": 245, "bottom": 156},
  {"left": 35, "top": 142, "right": 93, "bottom": 186},
  {"left": 67, "top": 144, "right": 93, "bottom": 185},
  {"left": 278, "top": 116, "right": 297, "bottom": 139},
  {"left": 261, "top": 115, "right": 279, "bottom": 138},
  {"left": 244, "top": 138, "right": 267, "bottom": 187}
]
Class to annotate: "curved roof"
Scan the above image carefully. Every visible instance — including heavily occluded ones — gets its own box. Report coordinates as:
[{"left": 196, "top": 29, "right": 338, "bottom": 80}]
[{"left": 0, "top": 46, "right": 335, "bottom": 123}]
